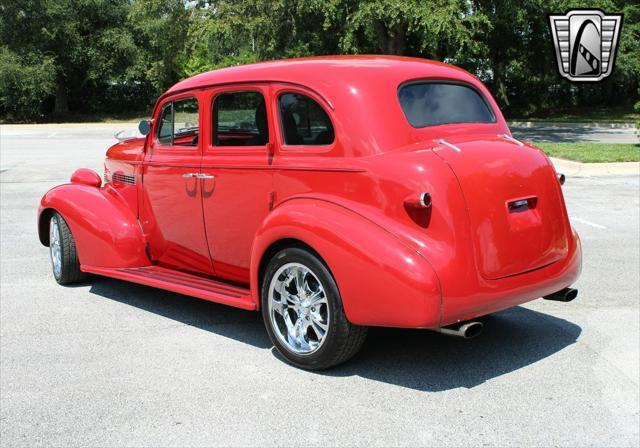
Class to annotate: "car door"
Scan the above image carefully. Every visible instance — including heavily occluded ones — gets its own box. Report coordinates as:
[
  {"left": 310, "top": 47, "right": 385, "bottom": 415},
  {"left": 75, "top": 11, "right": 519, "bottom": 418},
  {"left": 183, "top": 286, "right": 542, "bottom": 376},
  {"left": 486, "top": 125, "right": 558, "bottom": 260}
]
[
  {"left": 140, "top": 94, "right": 215, "bottom": 275},
  {"left": 200, "top": 85, "right": 274, "bottom": 283}
]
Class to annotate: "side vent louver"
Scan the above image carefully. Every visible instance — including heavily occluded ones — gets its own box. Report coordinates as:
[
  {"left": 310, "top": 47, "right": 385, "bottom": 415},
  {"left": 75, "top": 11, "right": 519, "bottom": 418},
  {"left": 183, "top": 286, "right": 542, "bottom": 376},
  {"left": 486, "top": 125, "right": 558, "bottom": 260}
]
[{"left": 112, "top": 173, "right": 136, "bottom": 185}]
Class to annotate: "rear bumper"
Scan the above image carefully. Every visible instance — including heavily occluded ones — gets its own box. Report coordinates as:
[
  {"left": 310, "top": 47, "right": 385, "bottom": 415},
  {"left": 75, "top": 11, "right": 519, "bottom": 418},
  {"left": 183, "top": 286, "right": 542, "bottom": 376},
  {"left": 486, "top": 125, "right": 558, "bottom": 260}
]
[{"left": 439, "top": 228, "right": 582, "bottom": 326}]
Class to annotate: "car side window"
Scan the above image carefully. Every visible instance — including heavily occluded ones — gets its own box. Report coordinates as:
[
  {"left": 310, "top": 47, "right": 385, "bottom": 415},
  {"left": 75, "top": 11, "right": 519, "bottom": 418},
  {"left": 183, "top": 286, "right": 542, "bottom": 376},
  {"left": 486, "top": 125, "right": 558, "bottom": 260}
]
[
  {"left": 278, "top": 93, "right": 334, "bottom": 146},
  {"left": 158, "top": 104, "right": 173, "bottom": 145},
  {"left": 213, "top": 91, "right": 268, "bottom": 147},
  {"left": 156, "top": 97, "right": 199, "bottom": 147}
]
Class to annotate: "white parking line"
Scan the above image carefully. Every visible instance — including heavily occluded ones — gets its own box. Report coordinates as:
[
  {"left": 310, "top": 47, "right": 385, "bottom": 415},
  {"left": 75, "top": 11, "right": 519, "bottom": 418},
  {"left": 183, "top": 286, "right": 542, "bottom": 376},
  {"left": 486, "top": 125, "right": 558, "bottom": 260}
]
[{"left": 572, "top": 217, "right": 607, "bottom": 229}]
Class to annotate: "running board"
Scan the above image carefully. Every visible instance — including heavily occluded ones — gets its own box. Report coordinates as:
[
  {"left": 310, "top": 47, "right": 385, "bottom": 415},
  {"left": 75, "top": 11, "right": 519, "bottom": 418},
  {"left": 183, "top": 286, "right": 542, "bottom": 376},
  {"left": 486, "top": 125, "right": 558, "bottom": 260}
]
[{"left": 81, "top": 265, "right": 255, "bottom": 310}]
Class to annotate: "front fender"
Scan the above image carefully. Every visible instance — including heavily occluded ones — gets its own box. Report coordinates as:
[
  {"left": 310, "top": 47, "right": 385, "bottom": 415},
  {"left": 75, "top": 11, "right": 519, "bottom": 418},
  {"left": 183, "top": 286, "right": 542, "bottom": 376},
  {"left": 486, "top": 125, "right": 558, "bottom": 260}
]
[
  {"left": 251, "top": 198, "right": 441, "bottom": 328},
  {"left": 38, "top": 183, "right": 149, "bottom": 268}
]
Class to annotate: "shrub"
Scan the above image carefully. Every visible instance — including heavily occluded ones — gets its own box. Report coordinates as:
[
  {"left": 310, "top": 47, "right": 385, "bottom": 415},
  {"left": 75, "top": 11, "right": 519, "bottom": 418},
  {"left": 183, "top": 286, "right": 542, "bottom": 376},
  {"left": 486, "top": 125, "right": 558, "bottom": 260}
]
[{"left": 0, "top": 47, "right": 56, "bottom": 122}]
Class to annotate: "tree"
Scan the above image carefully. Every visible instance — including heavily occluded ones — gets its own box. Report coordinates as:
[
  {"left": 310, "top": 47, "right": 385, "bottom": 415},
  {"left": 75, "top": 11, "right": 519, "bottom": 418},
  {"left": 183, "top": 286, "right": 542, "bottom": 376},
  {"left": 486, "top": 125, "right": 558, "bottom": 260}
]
[
  {"left": 340, "top": 0, "right": 490, "bottom": 61},
  {"left": 614, "top": 1, "right": 639, "bottom": 101},
  {"left": 181, "top": 0, "right": 348, "bottom": 76},
  {"left": 128, "top": 0, "right": 193, "bottom": 96},
  {"left": 0, "top": 0, "right": 637, "bottom": 121},
  {"left": 0, "top": 0, "right": 138, "bottom": 115},
  {"left": 0, "top": 47, "right": 56, "bottom": 120}
]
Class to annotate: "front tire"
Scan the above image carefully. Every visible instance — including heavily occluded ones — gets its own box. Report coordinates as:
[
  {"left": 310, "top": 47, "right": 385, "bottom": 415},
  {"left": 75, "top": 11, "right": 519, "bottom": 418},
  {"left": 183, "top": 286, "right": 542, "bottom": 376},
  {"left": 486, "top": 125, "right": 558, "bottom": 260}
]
[
  {"left": 49, "top": 212, "right": 87, "bottom": 285},
  {"left": 261, "top": 247, "right": 367, "bottom": 370}
]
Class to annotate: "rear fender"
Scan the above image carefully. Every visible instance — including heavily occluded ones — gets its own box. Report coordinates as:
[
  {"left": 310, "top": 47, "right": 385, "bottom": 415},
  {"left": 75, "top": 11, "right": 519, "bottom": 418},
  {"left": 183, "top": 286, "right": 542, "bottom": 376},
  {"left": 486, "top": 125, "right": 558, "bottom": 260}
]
[
  {"left": 38, "top": 183, "right": 149, "bottom": 268},
  {"left": 251, "top": 198, "right": 441, "bottom": 328}
]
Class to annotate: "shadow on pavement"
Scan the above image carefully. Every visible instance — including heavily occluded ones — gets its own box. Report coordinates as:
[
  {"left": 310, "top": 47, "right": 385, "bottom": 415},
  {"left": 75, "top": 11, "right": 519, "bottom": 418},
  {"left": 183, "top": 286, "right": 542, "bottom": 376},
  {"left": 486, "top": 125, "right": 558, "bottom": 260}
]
[
  {"left": 325, "top": 307, "right": 581, "bottom": 391},
  {"left": 89, "top": 277, "right": 581, "bottom": 392},
  {"left": 89, "top": 277, "right": 272, "bottom": 349}
]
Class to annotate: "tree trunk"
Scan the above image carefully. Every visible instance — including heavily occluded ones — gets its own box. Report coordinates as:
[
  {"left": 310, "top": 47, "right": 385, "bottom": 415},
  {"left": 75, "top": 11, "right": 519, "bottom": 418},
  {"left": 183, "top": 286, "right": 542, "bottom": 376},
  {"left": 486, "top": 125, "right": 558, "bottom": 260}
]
[
  {"left": 54, "top": 82, "right": 69, "bottom": 115},
  {"left": 375, "top": 20, "right": 407, "bottom": 55},
  {"left": 492, "top": 62, "right": 510, "bottom": 107},
  {"left": 497, "top": 79, "right": 510, "bottom": 107}
]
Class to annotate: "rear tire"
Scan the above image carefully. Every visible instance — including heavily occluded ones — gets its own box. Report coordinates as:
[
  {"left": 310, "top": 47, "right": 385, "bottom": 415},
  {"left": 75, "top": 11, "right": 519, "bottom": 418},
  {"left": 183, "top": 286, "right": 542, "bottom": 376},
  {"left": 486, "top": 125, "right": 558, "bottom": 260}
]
[
  {"left": 261, "top": 247, "right": 367, "bottom": 370},
  {"left": 49, "top": 212, "right": 88, "bottom": 285}
]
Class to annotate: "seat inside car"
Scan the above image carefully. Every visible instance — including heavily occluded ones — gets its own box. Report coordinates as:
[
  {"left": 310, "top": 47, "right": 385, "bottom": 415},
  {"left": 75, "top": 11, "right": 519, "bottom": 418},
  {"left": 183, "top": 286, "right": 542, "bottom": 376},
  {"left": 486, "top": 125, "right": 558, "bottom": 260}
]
[
  {"left": 282, "top": 109, "right": 302, "bottom": 144},
  {"left": 248, "top": 99, "right": 268, "bottom": 146}
]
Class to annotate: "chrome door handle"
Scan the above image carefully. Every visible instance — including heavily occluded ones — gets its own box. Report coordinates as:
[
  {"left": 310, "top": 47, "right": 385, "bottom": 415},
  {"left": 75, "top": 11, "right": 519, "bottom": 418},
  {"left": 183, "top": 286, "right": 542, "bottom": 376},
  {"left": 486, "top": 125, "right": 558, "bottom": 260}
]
[
  {"left": 182, "top": 173, "right": 198, "bottom": 178},
  {"left": 196, "top": 173, "right": 215, "bottom": 179}
]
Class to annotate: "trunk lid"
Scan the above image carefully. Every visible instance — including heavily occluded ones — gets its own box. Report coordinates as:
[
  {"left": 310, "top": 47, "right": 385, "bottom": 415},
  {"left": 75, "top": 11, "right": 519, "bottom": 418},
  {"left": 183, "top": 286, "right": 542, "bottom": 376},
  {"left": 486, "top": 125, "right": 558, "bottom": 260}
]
[{"left": 432, "top": 134, "right": 569, "bottom": 280}]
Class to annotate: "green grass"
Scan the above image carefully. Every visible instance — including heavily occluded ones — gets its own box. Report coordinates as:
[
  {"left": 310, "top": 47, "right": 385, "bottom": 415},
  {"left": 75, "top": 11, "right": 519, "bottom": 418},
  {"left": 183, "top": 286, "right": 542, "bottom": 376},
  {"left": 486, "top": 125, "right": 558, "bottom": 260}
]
[
  {"left": 534, "top": 142, "right": 640, "bottom": 163},
  {"left": 509, "top": 106, "right": 639, "bottom": 123}
]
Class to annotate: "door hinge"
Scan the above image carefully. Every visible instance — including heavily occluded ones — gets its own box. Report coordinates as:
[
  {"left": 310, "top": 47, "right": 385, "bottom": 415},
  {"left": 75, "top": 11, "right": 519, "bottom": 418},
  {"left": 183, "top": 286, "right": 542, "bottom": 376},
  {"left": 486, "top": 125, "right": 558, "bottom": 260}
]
[
  {"left": 268, "top": 191, "right": 275, "bottom": 210},
  {"left": 267, "top": 142, "right": 275, "bottom": 165}
]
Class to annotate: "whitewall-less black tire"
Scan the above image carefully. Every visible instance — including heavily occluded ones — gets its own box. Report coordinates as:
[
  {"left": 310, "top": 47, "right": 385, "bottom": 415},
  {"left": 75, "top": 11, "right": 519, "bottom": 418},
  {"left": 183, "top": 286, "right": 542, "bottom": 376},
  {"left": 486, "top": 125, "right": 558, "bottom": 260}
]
[
  {"left": 261, "top": 247, "right": 367, "bottom": 370},
  {"left": 49, "top": 212, "right": 88, "bottom": 285}
]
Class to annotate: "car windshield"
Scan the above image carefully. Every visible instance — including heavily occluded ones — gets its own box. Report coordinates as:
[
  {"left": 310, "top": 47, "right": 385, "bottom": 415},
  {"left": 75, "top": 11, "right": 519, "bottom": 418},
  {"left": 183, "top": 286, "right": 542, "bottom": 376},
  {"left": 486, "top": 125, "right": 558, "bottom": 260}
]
[{"left": 398, "top": 82, "right": 495, "bottom": 128}]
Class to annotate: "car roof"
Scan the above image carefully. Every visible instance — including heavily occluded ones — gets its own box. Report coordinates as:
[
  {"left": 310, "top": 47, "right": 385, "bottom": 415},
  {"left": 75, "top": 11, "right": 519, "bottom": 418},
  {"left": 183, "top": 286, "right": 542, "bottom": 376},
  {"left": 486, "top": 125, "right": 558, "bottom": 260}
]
[
  {"left": 164, "top": 55, "right": 480, "bottom": 100},
  {"left": 160, "top": 56, "right": 504, "bottom": 157}
]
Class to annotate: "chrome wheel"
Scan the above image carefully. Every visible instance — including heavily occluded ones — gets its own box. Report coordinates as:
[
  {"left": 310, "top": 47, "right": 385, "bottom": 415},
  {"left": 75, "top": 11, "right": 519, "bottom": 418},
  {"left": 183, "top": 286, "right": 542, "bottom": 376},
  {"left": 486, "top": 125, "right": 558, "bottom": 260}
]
[
  {"left": 268, "top": 262, "right": 330, "bottom": 355},
  {"left": 49, "top": 218, "right": 62, "bottom": 278}
]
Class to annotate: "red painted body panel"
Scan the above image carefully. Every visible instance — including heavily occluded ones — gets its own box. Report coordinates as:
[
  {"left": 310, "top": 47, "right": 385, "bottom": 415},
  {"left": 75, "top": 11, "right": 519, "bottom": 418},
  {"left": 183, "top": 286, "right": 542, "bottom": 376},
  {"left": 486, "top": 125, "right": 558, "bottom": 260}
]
[
  {"left": 38, "top": 56, "right": 581, "bottom": 330},
  {"left": 39, "top": 183, "right": 149, "bottom": 268},
  {"left": 70, "top": 168, "right": 102, "bottom": 188},
  {"left": 431, "top": 135, "right": 570, "bottom": 279},
  {"left": 200, "top": 85, "right": 274, "bottom": 282},
  {"left": 134, "top": 91, "right": 214, "bottom": 275},
  {"left": 140, "top": 154, "right": 214, "bottom": 276},
  {"left": 250, "top": 199, "right": 442, "bottom": 328}
]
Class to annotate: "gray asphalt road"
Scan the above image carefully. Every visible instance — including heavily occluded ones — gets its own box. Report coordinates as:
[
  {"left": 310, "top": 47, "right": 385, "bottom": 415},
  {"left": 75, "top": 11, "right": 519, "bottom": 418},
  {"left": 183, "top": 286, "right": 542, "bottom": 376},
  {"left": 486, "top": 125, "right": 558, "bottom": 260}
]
[
  {"left": 509, "top": 121, "right": 639, "bottom": 144},
  {"left": 1, "top": 124, "right": 639, "bottom": 447}
]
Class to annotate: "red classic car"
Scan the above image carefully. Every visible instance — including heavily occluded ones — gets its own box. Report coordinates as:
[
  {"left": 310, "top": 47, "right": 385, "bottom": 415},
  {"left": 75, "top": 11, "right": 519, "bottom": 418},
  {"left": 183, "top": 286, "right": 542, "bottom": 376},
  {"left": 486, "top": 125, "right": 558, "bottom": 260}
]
[{"left": 38, "top": 56, "right": 581, "bottom": 369}]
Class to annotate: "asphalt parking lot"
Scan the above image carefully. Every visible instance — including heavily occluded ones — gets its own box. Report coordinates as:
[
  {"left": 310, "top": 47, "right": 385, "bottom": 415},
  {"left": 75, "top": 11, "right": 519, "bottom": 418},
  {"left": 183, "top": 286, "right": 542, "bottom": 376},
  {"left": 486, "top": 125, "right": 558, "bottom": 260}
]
[{"left": 1, "top": 124, "right": 639, "bottom": 447}]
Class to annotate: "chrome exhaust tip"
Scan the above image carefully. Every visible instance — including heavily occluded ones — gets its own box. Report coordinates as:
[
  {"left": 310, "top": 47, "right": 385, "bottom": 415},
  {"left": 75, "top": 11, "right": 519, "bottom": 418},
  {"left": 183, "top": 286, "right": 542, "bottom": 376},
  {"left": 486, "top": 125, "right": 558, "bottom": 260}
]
[
  {"left": 543, "top": 287, "right": 578, "bottom": 302},
  {"left": 437, "top": 321, "right": 484, "bottom": 339}
]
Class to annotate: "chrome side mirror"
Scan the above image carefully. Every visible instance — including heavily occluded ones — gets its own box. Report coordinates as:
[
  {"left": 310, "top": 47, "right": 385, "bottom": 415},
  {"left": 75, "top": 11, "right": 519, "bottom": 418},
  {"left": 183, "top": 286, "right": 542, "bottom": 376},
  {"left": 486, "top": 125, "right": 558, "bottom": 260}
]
[{"left": 138, "top": 119, "right": 152, "bottom": 136}]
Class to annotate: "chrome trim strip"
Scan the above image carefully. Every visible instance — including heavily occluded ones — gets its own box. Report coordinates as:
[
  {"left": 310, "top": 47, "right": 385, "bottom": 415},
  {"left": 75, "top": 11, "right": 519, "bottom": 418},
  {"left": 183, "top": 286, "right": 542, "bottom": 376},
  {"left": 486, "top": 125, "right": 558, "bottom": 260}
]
[
  {"left": 139, "top": 161, "right": 365, "bottom": 172},
  {"left": 420, "top": 192, "right": 432, "bottom": 208},
  {"left": 434, "top": 139, "right": 462, "bottom": 153},
  {"left": 498, "top": 133, "right": 525, "bottom": 147}
]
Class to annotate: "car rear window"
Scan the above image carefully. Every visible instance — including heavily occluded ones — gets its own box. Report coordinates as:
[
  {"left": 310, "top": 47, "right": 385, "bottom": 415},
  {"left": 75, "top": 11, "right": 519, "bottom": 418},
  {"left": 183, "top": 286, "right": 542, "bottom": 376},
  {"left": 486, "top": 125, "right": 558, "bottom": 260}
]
[{"left": 398, "top": 82, "right": 495, "bottom": 128}]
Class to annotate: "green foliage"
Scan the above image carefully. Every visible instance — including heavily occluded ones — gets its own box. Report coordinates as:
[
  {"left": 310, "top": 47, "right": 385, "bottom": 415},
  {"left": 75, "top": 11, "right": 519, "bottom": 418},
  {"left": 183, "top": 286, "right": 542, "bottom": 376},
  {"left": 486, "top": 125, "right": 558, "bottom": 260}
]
[
  {"left": 6, "top": 0, "right": 185, "bottom": 121},
  {"left": 0, "top": 0, "right": 142, "bottom": 115},
  {"left": 128, "top": 0, "right": 192, "bottom": 94},
  {"left": 341, "top": 0, "right": 490, "bottom": 60},
  {"left": 0, "top": 0, "right": 638, "bottom": 122},
  {"left": 0, "top": 47, "right": 56, "bottom": 120}
]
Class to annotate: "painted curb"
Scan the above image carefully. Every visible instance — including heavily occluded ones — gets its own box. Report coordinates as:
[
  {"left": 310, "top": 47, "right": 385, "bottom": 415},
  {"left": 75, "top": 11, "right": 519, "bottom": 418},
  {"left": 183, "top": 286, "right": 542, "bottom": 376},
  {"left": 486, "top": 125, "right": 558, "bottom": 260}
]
[{"left": 550, "top": 157, "right": 640, "bottom": 177}]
